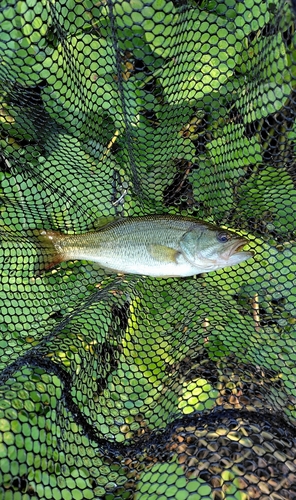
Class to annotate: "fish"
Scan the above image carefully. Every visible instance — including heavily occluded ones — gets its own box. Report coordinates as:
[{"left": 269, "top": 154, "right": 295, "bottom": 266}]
[{"left": 34, "top": 215, "right": 253, "bottom": 277}]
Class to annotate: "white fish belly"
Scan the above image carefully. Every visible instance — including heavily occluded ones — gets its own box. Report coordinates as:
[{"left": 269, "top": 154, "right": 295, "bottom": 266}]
[{"left": 66, "top": 246, "right": 199, "bottom": 277}]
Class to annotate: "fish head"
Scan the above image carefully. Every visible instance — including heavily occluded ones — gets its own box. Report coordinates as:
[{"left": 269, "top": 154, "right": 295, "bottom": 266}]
[{"left": 180, "top": 224, "right": 253, "bottom": 272}]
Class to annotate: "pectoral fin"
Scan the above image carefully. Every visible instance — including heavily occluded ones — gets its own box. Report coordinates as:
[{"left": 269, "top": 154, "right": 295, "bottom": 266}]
[{"left": 148, "top": 244, "right": 179, "bottom": 263}]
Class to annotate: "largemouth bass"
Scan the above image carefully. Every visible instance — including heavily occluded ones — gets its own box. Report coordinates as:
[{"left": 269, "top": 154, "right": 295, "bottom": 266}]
[{"left": 35, "top": 215, "right": 253, "bottom": 277}]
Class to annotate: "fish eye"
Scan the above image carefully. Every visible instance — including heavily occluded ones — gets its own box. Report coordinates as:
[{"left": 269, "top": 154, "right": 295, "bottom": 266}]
[{"left": 217, "top": 232, "right": 230, "bottom": 243}]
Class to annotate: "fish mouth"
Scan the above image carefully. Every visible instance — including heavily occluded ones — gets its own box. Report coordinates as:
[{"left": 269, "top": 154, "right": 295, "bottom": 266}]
[
  {"left": 221, "top": 238, "right": 251, "bottom": 260},
  {"left": 234, "top": 239, "right": 248, "bottom": 252}
]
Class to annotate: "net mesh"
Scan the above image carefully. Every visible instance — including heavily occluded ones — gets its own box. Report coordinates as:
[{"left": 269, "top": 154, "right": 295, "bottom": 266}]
[{"left": 1, "top": 0, "right": 296, "bottom": 498}]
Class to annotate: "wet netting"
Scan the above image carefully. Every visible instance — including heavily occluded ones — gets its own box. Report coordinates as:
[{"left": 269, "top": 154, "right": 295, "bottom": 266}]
[{"left": 1, "top": 0, "right": 296, "bottom": 498}]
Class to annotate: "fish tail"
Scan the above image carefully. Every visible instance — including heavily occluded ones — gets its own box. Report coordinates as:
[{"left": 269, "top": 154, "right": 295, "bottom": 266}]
[{"left": 33, "top": 229, "right": 66, "bottom": 274}]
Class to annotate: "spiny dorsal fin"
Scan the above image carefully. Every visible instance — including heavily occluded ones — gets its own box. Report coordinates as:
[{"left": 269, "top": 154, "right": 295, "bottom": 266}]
[{"left": 92, "top": 216, "right": 121, "bottom": 230}]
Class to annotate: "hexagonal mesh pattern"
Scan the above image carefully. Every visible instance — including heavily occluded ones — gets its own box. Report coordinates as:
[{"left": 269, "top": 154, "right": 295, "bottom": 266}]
[{"left": 1, "top": 0, "right": 296, "bottom": 498}]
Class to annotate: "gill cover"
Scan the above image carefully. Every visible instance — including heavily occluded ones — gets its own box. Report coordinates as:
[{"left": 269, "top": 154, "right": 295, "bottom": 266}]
[{"left": 179, "top": 227, "right": 208, "bottom": 267}]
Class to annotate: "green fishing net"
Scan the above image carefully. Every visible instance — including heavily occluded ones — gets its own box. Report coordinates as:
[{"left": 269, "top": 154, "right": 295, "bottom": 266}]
[{"left": 1, "top": 0, "right": 296, "bottom": 498}]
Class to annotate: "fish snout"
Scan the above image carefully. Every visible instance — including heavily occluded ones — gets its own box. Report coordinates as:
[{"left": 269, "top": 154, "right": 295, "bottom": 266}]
[{"left": 221, "top": 237, "right": 249, "bottom": 261}]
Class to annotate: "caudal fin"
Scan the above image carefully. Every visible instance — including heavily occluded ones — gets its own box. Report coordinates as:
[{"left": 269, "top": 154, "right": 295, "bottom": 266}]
[{"left": 33, "top": 230, "right": 66, "bottom": 274}]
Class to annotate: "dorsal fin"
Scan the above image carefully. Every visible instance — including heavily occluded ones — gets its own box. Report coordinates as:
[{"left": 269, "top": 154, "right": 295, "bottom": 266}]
[{"left": 92, "top": 216, "right": 122, "bottom": 230}]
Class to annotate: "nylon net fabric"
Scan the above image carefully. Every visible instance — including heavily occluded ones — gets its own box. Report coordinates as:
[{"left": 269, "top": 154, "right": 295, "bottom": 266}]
[{"left": 1, "top": 0, "right": 296, "bottom": 498}]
